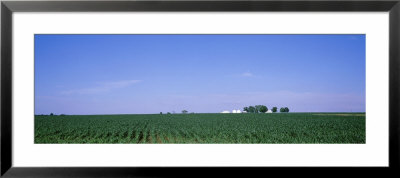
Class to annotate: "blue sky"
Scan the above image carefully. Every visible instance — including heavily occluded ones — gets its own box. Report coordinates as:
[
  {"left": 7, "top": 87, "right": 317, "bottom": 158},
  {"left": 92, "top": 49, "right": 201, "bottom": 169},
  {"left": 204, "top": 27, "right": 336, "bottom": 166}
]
[{"left": 35, "top": 34, "right": 365, "bottom": 114}]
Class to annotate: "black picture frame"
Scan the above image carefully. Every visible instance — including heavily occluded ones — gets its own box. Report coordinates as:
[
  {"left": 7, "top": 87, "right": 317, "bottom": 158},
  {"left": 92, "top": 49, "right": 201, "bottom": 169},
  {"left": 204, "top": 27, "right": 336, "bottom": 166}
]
[{"left": 1, "top": 0, "right": 399, "bottom": 177}]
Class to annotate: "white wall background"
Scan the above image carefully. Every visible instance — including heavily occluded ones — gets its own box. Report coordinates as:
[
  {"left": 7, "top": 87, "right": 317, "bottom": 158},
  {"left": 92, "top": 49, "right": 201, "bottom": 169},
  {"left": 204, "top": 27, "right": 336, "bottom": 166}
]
[{"left": 11, "top": 12, "right": 388, "bottom": 167}]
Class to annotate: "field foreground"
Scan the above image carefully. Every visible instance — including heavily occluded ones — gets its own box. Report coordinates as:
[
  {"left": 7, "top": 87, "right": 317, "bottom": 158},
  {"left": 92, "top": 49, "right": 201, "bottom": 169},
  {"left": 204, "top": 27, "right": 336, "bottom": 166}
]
[{"left": 35, "top": 113, "right": 365, "bottom": 144}]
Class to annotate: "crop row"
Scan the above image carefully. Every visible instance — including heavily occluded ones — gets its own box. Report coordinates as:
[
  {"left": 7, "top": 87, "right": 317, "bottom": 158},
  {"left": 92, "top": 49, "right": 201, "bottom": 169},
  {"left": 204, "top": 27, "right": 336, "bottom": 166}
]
[{"left": 34, "top": 113, "right": 366, "bottom": 144}]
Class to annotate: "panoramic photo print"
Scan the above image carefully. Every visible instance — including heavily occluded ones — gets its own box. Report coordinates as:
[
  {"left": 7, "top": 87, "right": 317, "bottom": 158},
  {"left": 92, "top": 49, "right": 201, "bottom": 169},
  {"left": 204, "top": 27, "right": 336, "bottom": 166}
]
[{"left": 34, "top": 34, "right": 365, "bottom": 144}]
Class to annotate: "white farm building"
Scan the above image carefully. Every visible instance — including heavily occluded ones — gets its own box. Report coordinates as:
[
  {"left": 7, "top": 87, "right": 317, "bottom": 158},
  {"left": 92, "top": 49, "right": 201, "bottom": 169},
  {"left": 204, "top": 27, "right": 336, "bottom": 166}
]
[{"left": 221, "top": 109, "right": 241, "bottom": 113}]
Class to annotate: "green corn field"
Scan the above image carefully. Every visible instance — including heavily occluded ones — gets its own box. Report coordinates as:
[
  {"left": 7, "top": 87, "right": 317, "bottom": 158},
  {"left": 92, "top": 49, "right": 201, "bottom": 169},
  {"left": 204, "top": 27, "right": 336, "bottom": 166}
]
[{"left": 34, "top": 113, "right": 365, "bottom": 144}]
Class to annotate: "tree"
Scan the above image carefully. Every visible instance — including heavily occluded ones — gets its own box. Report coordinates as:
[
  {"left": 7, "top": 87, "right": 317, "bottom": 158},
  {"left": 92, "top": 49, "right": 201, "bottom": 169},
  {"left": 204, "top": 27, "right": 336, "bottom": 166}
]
[
  {"left": 285, "top": 107, "right": 290, "bottom": 113},
  {"left": 160, "top": 112, "right": 163, "bottom": 115},
  {"left": 167, "top": 112, "right": 171, "bottom": 114},
  {"left": 272, "top": 107, "right": 278, "bottom": 113},
  {"left": 259, "top": 105, "right": 268, "bottom": 113},
  {"left": 248, "top": 106, "right": 256, "bottom": 113},
  {"left": 50, "top": 113, "right": 54, "bottom": 116},
  {"left": 280, "top": 107, "right": 290, "bottom": 112},
  {"left": 243, "top": 107, "right": 249, "bottom": 112},
  {"left": 182, "top": 110, "right": 188, "bottom": 114},
  {"left": 254, "top": 105, "right": 263, "bottom": 113}
]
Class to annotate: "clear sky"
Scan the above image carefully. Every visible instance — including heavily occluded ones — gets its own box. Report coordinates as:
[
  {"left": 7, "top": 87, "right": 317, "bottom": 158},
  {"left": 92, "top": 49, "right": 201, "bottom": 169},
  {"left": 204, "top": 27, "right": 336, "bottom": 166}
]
[{"left": 35, "top": 34, "right": 365, "bottom": 115}]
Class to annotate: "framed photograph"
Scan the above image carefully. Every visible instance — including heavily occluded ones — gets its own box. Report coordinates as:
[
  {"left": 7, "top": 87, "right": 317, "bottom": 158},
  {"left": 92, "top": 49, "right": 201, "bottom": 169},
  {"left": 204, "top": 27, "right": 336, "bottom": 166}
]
[{"left": 1, "top": 0, "right": 399, "bottom": 177}]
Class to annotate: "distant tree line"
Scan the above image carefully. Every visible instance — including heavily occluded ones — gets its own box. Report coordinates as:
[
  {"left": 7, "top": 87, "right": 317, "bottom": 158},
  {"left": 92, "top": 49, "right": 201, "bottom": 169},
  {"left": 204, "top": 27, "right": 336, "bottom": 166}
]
[
  {"left": 160, "top": 110, "right": 191, "bottom": 115},
  {"left": 243, "top": 106, "right": 290, "bottom": 113},
  {"left": 39, "top": 113, "right": 67, "bottom": 116}
]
